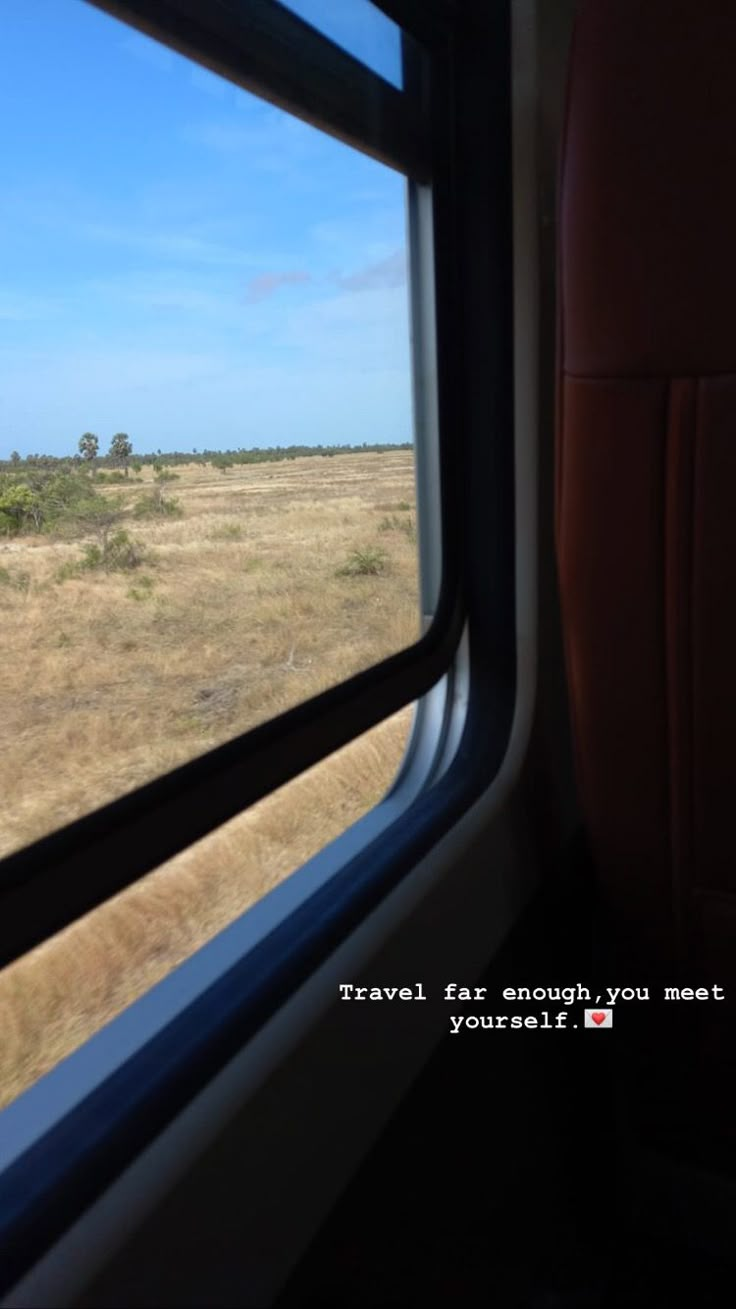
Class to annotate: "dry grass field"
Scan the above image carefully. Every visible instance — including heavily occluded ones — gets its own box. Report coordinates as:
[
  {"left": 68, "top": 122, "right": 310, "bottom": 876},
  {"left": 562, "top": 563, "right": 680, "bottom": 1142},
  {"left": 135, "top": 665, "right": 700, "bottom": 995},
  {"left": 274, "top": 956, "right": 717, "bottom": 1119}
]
[{"left": 0, "top": 450, "right": 418, "bottom": 1108}]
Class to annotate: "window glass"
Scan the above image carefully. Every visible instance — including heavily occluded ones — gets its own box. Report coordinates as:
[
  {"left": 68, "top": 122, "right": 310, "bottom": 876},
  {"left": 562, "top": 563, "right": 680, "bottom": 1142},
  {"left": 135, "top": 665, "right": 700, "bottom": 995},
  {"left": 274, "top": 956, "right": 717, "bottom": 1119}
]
[
  {"left": 0, "top": 0, "right": 420, "bottom": 859},
  {"left": 0, "top": 705, "right": 414, "bottom": 1109},
  {"left": 279, "top": 0, "right": 404, "bottom": 89}
]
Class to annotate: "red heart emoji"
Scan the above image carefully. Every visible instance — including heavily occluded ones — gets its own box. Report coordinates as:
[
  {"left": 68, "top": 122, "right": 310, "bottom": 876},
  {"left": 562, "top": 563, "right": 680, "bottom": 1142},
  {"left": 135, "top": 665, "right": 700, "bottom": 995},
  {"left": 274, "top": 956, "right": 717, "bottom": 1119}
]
[{"left": 591, "top": 1012, "right": 606, "bottom": 1025}]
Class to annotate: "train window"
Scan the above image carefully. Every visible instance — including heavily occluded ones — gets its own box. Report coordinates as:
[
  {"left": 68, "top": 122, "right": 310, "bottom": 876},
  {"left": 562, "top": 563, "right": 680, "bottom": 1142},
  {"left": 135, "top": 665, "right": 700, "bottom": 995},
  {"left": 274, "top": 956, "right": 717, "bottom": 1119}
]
[
  {"left": 0, "top": 2, "right": 516, "bottom": 1292},
  {"left": 279, "top": 0, "right": 405, "bottom": 89},
  {"left": 0, "top": 0, "right": 461, "bottom": 979},
  {"left": 0, "top": 0, "right": 420, "bottom": 861}
]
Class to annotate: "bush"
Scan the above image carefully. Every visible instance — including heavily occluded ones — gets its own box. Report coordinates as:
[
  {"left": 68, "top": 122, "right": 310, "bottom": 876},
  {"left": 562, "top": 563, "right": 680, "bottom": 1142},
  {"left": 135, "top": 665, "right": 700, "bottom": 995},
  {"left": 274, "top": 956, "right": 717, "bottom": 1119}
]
[
  {"left": 45, "top": 474, "right": 107, "bottom": 534},
  {"left": 0, "top": 482, "right": 39, "bottom": 535},
  {"left": 86, "top": 530, "right": 147, "bottom": 571},
  {"left": 58, "top": 530, "right": 149, "bottom": 580},
  {"left": 134, "top": 490, "right": 182, "bottom": 519},
  {"left": 0, "top": 469, "right": 106, "bottom": 537},
  {"left": 336, "top": 546, "right": 388, "bottom": 577}
]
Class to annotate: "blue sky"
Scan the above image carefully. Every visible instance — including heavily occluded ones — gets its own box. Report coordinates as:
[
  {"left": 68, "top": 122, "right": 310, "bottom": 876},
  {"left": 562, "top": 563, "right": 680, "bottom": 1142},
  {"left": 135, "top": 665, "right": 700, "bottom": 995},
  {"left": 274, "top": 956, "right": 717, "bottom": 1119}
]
[{"left": 0, "top": 0, "right": 412, "bottom": 458}]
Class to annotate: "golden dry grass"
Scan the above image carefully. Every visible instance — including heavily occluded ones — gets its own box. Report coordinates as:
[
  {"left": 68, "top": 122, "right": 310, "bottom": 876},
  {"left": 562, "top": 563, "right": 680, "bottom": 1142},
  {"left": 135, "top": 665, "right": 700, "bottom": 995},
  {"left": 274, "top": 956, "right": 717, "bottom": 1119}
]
[{"left": 0, "top": 451, "right": 418, "bottom": 1108}]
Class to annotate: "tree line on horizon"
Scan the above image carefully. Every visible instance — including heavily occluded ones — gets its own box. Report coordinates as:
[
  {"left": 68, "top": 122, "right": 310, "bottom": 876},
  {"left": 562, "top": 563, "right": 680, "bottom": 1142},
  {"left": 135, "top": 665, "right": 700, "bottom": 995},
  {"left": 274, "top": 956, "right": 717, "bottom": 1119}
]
[{"left": 3, "top": 438, "right": 412, "bottom": 474}]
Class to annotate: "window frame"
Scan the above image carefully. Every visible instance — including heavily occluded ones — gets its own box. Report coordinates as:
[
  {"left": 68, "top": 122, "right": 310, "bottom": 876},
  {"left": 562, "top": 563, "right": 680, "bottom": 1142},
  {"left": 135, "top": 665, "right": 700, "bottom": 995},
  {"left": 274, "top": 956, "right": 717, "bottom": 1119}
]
[
  {"left": 0, "top": 0, "right": 463, "bottom": 968},
  {"left": 0, "top": 0, "right": 516, "bottom": 1296}
]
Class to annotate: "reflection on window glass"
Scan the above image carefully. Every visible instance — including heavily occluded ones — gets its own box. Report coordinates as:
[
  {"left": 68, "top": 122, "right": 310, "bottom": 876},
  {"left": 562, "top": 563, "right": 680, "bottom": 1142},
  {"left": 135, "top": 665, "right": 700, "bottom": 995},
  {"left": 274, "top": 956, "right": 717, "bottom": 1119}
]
[
  {"left": 0, "top": 705, "right": 414, "bottom": 1109},
  {"left": 0, "top": 1, "right": 419, "bottom": 859},
  {"left": 279, "top": 0, "right": 404, "bottom": 89}
]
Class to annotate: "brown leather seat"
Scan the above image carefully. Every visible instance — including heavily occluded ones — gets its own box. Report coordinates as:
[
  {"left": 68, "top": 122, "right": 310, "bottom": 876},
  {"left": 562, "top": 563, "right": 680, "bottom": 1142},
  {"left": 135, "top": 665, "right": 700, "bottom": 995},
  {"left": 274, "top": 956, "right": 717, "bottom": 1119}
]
[{"left": 557, "top": 0, "right": 736, "bottom": 1148}]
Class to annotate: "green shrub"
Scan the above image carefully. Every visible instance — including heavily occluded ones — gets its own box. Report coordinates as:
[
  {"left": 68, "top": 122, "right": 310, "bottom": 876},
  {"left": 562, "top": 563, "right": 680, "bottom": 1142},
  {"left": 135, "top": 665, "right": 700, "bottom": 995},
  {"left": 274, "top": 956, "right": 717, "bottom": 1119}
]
[
  {"left": 81, "top": 543, "right": 105, "bottom": 569},
  {"left": 87, "top": 530, "right": 147, "bottom": 571},
  {"left": 0, "top": 482, "right": 39, "bottom": 535},
  {"left": 46, "top": 477, "right": 108, "bottom": 536},
  {"left": 0, "top": 468, "right": 110, "bottom": 538},
  {"left": 58, "top": 529, "right": 149, "bottom": 580},
  {"left": 336, "top": 546, "right": 388, "bottom": 577},
  {"left": 134, "top": 489, "right": 182, "bottom": 519}
]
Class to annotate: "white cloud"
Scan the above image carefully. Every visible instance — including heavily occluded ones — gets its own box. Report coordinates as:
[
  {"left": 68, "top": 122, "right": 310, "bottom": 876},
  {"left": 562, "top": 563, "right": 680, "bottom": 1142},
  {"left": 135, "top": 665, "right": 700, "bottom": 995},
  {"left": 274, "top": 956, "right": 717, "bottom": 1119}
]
[
  {"left": 335, "top": 249, "right": 406, "bottom": 292},
  {"left": 244, "top": 270, "right": 311, "bottom": 304}
]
